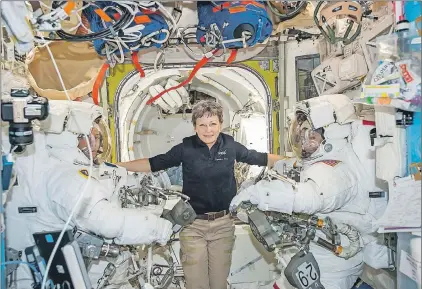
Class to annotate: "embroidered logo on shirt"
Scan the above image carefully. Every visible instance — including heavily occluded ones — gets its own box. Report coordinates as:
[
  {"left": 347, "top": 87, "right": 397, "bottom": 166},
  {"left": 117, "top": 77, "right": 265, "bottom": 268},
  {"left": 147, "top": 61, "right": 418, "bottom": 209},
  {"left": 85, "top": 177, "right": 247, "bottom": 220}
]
[
  {"left": 216, "top": 150, "right": 228, "bottom": 161},
  {"left": 316, "top": 160, "right": 341, "bottom": 167}
]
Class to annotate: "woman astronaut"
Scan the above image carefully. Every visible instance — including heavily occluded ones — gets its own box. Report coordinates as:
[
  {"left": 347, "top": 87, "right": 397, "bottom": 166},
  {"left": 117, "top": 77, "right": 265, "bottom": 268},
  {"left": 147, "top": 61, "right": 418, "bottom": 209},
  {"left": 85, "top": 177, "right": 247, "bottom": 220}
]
[
  {"left": 230, "top": 94, "right": 390, "bottom": 289},
  {"left": 4, "top": 101, "right": 173, "bottom": 288}
]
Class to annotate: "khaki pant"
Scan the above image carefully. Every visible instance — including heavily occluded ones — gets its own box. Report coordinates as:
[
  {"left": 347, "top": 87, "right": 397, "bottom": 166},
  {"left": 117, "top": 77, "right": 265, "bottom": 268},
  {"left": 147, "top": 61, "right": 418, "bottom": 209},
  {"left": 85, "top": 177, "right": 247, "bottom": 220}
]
[{"left": 179, "top": 215, "right": 235, "bottom": 289}]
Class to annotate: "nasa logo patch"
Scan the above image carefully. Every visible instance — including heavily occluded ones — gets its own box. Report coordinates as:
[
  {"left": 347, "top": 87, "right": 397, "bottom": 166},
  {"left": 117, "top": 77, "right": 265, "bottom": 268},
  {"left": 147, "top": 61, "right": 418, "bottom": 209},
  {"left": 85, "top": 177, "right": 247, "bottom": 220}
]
[{"left": 78, "top": 169, "right": 89, "bottom": 179}]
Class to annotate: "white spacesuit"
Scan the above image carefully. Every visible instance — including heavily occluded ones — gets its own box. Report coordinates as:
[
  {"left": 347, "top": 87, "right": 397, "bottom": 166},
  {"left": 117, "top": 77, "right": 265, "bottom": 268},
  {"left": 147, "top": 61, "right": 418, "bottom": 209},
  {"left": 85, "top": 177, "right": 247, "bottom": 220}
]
[
  {"left": 230, "top": 94, "right": 391, "bottom": 289},
  {"left": 3, "top": 101, "right": 173, "bottom": 288}
]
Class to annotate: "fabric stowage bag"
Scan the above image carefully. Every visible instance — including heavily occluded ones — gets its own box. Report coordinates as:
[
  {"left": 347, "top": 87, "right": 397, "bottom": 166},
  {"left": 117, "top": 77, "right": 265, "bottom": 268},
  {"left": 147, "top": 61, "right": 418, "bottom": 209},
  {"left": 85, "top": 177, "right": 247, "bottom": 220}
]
[{"left": 26, "top": 41, "right": 105, "bottom": 100}]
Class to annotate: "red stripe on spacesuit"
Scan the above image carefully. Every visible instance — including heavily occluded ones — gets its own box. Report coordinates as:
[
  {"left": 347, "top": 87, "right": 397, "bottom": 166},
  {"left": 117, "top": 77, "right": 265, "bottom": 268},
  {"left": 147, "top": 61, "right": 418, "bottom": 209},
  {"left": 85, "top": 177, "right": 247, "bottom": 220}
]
[
  {"left": 315, "top": 160, "right": 341, "bottom": 167},
  {"left": 273, "top": 282, "right": 281, "bottom": 289},
  {"left": 362, "top": 120, "right": 375, "bottom": 126}
]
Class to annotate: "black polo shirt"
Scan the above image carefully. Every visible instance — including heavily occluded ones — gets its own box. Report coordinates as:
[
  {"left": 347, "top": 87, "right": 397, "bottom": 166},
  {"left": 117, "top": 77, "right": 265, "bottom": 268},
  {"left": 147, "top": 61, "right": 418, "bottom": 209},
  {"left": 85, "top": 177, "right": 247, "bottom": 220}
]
[{"left": 149, "top": 133, "right": 268, "bottom": 214}]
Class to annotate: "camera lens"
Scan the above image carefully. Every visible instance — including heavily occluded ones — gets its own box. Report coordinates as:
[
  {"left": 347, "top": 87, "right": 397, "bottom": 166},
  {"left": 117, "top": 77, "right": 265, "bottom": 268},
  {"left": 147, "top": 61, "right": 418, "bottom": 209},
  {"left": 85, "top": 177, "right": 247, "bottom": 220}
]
[{"left": 8, "top": 123, "right": 34, "bottom": 147}]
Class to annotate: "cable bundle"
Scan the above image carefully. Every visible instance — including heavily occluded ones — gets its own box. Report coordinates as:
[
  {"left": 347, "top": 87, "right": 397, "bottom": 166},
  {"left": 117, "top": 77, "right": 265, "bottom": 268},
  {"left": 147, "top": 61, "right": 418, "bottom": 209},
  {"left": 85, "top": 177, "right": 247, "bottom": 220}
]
[
  {"left": 56, "top": 2, "right": 133, "bottom": 42},
  {"left": 80, "top": 1, "right": 169, "bottom": 62}
]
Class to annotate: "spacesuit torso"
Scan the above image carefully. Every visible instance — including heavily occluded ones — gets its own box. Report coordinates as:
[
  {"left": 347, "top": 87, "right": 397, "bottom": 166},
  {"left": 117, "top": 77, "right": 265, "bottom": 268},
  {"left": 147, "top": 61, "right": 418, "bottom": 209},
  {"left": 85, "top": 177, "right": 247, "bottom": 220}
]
[
  {"left": 5, "top": 132, "right": 113, "bottom": 287},
  {"left": 230, "top": 94, "right": 391, "bottom": 289},
  {"left": 295, "top": 148, "right": 385, "bottom": 287},
  {"left": 4, "top": 129, "right": 171, "bottom": 289}
]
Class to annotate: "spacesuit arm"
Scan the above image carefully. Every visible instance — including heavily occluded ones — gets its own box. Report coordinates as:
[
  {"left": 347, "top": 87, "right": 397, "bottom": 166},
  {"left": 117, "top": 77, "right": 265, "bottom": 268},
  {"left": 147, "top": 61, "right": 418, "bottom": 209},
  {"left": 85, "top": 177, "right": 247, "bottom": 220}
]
[
  {"left": 230, "top": 162, "right": 356, "bottom": 215},
  {"left": 80, "top": 200, "right": 172, "bottom": 245},
  {"left": 47, "top": 169, "right": 172, "bottom": 245}
]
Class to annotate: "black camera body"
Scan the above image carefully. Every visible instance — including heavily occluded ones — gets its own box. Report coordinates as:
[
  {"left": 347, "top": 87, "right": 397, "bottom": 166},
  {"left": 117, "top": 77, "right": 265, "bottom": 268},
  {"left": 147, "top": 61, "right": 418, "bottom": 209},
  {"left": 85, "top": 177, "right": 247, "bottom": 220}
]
[{"left": 1, "top": 88, "right": 49, "bottom": 148}]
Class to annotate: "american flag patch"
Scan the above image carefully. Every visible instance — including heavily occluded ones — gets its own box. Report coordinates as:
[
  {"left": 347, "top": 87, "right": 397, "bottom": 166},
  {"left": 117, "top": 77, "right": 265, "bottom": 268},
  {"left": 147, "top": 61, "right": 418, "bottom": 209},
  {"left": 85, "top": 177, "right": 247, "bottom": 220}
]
[{"left": 316, "top": 160, "right": 341, "bottom": 167}]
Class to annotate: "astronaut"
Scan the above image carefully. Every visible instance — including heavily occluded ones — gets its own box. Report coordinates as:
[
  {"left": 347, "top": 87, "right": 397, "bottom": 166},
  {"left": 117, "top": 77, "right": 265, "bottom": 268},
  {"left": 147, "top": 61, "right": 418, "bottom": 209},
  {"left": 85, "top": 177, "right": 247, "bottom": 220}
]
[
  {"left": 4, "top": 100, "right": 173, "bottom": 288},
  {"left": 230, "top": 94, "right": 391, "bottom": 289}
]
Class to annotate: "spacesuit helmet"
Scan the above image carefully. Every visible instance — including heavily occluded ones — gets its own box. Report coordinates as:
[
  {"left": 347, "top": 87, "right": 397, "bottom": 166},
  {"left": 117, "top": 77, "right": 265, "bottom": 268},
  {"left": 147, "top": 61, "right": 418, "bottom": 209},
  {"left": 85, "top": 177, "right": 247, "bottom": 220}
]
[
  {"left": 288, "top": 110, "right": 325, "bottom": 160},
  {"left": 288, "top": 94, "right": 357, "bottom": 161},
  {"left": 77, "top": 116, "right": 111, "bottom": 165},
  {"left": 314, "top": 1, "right": 363, "bottom": 45}
]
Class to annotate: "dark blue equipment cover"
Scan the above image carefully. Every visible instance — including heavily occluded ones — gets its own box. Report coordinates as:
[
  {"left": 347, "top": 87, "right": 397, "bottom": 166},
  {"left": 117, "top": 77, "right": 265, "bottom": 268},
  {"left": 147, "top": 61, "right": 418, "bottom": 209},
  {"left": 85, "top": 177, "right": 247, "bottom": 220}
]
[{"left": 196, "top": 1, "right": 273, "bottom": 49}]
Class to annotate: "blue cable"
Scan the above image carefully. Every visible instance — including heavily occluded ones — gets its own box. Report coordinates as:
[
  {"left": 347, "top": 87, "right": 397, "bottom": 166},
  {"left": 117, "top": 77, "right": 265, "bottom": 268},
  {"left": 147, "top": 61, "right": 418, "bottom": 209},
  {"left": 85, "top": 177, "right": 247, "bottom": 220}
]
[
  {"left": 1, "top": 261, "right": 56, "bottom": 288},
  {"left": 1, "top": 261, "right": 39, "bottom": 275},
  {"left": 1, "top": 232, "right": 5, "bottom": 289}
]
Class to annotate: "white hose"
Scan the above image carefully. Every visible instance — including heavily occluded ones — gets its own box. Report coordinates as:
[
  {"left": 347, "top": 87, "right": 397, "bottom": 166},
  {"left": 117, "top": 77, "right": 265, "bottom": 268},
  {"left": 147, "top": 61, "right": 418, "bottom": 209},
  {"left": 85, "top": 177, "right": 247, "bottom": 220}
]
[
  {"left": 147, "top": 246, "right": 153, "bottom": 284},
  {"left": 38, "top": 33, "right": 95, "bottom": 289},
  {"left": 336, "top": 223, "right": 361, "bottom": 260}
]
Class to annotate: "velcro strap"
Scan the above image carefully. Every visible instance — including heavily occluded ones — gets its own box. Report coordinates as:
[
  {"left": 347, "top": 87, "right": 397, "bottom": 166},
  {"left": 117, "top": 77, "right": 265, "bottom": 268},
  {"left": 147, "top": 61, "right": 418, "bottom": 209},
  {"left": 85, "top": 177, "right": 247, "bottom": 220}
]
[
  {"left": 131, "top": 51, "right": 145, "bottom": 78},
  {"left": 227, "top": 49, "right": 238, "bottom": 64},
  {"left": 147, "top": 49, "right": 219, "bottom": 105},
  {"left": 147, "top": 48, "right": 240, "bottom": 105},
  {"left": 92, "top": 62, "right": 110, "bottom": 105}
]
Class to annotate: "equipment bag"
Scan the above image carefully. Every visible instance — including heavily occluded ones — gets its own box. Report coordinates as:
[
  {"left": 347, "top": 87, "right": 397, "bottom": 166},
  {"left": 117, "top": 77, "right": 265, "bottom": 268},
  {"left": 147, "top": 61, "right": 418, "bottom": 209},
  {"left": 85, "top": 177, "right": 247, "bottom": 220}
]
[
  {"left": 196, "top": 1, "right": 273, "bottom": 49},
  {"left": 82, "top": 1, "right": 169, "bottom": 57},
  {"left": 83, "top": 2, "right": 170, "bottom": 104}
]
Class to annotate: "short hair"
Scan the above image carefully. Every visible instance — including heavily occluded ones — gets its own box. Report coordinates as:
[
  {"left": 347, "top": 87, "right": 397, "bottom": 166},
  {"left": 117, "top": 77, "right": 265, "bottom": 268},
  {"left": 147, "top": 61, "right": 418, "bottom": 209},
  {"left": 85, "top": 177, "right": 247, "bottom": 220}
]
[{"left": 191, "top": 100, "right": 223, "bottom": 125}]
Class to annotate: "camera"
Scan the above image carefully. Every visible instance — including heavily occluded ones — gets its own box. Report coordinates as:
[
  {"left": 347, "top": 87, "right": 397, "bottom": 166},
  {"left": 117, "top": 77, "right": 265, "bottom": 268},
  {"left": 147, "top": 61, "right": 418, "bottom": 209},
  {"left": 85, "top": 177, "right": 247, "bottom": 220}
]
[{"left": 1, "top": 88, "right": 49, "bottom": 148}]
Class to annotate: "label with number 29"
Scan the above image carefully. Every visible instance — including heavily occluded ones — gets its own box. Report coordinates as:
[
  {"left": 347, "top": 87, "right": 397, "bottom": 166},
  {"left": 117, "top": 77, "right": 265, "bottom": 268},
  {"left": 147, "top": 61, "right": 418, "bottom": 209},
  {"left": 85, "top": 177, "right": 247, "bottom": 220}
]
[{"left": 295, "top": 261, "right": 319, "bottom": 288}]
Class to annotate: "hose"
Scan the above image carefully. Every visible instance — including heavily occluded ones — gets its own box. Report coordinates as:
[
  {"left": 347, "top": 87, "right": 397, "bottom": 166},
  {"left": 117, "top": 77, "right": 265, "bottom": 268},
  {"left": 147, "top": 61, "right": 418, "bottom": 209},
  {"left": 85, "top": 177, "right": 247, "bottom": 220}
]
[{"left": 335, "top": 223, "right": 361, "bottom": 260}]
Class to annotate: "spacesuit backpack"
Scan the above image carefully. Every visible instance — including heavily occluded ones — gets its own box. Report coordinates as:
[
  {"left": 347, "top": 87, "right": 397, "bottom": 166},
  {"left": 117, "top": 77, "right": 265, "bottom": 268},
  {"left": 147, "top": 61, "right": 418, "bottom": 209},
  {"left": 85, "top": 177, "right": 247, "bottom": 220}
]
[{"left": 196, "top": 1, "right": 273, "bottom": 49}]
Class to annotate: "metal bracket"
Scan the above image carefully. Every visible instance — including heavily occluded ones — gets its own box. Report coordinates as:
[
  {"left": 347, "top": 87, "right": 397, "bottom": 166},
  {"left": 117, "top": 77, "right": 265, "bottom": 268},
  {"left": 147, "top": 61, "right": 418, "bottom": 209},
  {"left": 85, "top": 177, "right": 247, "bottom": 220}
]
[
  {"left": 384, "top": 233, "right": 397, "bottom": 271},
  {"left": 272, "top": 98, "right": 281, "bottom": 112}
]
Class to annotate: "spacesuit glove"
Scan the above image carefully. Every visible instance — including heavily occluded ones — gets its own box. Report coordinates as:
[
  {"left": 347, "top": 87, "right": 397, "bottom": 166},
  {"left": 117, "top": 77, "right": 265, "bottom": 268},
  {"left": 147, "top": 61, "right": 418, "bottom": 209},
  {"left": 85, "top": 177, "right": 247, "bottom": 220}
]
[
  {"left": 156, "top": 218, "right": 173, "bottom": 246},
  {"left": 229, "top": 178, "right": 263, "bottom": 213},
  {"left": 229, "top": 186, "right": 254, "bottom": 212},
  {"left": 150, "top": 172, "right": 172, "bottom": 190},
  {"left": 113, "top": 210, "right": 173, "bottom": 246},
  {"left": 247, "top": 180, "right": 296, "bottom": 214},
  {"left": 239, "top": 178, "right": 256, "bottom": 191},
  {"left": 273, "top": 158, "right": 297, "bottom": 175}
]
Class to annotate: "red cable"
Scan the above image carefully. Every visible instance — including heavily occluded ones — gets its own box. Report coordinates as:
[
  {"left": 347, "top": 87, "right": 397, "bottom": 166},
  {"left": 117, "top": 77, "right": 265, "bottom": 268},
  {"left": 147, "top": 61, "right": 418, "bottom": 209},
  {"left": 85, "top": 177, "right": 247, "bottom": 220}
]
[{"left": 146, "top": 50, "right": 220, "bottom": 105}]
